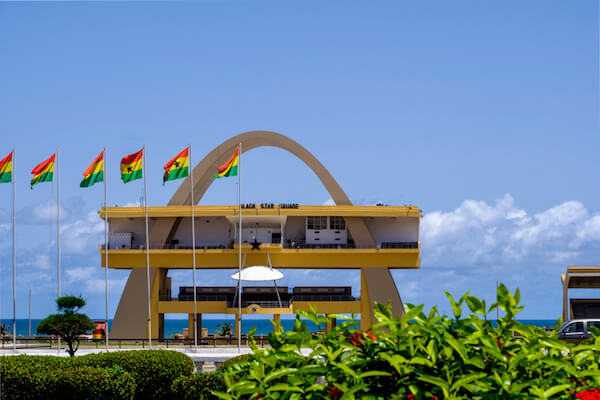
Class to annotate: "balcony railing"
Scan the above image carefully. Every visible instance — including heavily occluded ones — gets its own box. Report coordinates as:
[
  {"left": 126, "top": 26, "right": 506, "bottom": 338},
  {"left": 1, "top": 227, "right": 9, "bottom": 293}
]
[
  {"left": 380, "top": 242, "right": 419, "bottom": 249},
  {"left": 102, "top": 243, "right": 231, "bottom": 250},
  {"left": 159, "top": 294, "right": 359, "bottom": 304},
  {"left": 102, "top": 241, "right": 418, "bottom": 250},
  {"left": 291, "top": 295, "right": 359, "bottom": 302}
]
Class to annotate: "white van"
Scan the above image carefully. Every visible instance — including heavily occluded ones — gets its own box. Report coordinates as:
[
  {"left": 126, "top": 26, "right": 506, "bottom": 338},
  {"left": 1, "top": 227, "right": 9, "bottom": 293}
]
[{"left": 557, "top": 319, "right": 600, "bottom": 344}]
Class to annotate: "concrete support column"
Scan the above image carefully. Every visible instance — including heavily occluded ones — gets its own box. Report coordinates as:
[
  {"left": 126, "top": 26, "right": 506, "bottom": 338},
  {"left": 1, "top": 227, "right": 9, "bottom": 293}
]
[
  {"left": 186, "top": 314, "right": 203, "bottom": 339},
  {"left": 360, "top": 267, "right": 404, "bottom": 331},
  {"left": 187, "top": 314, "right": 194, "bottom": 339},
  {"left": 273, "top": 314, "right": 281, "bottom": 331},
  {"left": 158, "top": 313, "right": 165, "bottom": 341},
  {"left": 326, "top": 315, "right": 337, "bottom": 333},
  {"left": 150, "top": 269, "right": 162, "bottom": 340},
  {"left": 562, "top": 274, "right": 569, "bottom": 322}
]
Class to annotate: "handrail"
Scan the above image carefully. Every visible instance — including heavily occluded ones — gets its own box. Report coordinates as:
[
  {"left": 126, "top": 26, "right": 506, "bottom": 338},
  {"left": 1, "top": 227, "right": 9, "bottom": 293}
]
[
  {"left": 101, "top": 242, "right": 419, "bottom": 250},
  {"left": 0, "top": 335, "right": 274, "bottom": 349}
]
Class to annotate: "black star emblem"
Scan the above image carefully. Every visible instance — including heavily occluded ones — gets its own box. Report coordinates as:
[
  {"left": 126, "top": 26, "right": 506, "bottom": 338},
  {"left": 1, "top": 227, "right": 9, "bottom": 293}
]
[
  {"left": 250, "top": 238, "right": 262, "bottom": 251},
  {"left": 174, "top": 161, "right": 180, "bottom": 167},
  {"left": 127, "top": 166, "right": 133, "bottom": 173}
]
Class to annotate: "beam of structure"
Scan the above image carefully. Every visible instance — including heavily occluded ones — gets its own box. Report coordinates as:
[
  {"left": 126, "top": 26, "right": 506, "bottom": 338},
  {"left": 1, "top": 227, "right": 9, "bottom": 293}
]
[
  {"left": 108, "top": 131, "right": 410, "bottom": 338},
  {"left": 561, "top": 265, "right": 600, "bottom": 321}
]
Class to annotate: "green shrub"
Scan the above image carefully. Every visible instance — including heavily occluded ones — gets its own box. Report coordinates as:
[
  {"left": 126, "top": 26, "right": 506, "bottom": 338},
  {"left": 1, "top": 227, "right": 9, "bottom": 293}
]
[
  {"left": 216, "top": 284, "right": 600, "bottom": 399},
  {"left": 217, "top": 353, "right": 252, "bottom": 372},
  {"left": 1, "top": 350, "right": 192, "bottom": 400},
  {"left": 171, "top": 372, "right": 227, "bottom": 400},
  {"left": 0, "top": 358, "right": 134, "bottom": 400},
  {"left": 79, "top": 350, "right": 194, "bottom": 399}
]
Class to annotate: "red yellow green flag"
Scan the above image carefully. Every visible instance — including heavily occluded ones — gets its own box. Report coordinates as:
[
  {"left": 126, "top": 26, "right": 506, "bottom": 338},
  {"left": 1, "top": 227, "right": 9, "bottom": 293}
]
[
  {"left": 80, "top": 151, "right": 104, "bottom": 188},
  {"left": 120, "top": 149, "right": 143, "bottom": 183},
  {"left": 163, "top": 148, "right": 189, "bottom": 183},
  {"left": 0, "top": 152, "right": 12, "bottom": 183},
  {"left": 31, "top": 154, "right": 55, "bottom": 188},
  {"left": 214, "top": 147, "right": 239, "bottom": 178}
]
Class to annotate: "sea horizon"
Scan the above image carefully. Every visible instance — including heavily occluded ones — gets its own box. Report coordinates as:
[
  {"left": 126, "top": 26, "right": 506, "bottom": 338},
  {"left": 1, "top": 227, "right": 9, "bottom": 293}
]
[{"left": 1, "top": 318, "right": 562, "bottom": 339}]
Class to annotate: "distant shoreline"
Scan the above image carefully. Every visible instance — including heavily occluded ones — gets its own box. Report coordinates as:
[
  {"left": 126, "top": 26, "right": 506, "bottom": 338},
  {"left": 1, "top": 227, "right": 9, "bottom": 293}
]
[{"left": 1, "top": 318, "right": 560, "bottom": 339}]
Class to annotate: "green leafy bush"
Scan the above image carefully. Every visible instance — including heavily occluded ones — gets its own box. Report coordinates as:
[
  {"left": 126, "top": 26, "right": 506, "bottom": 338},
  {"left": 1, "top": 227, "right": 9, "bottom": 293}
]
[
  {"left": 0, "top": 357, "right": 135, "bottom": 400},
  {"left": 171, "top": 372, "right": 227, "bottom": 400},
  {"left": 218, "top": 354, "right": 253, "bottom": 372},
  {"left": 1, "top": 350, "right": 192, "bottom": 400},
  {"left": 79, "top": 350, "right": 194, "bottom": 399},
  {"left": 216, "top": 284, "right": 600, "bottom": 399}
]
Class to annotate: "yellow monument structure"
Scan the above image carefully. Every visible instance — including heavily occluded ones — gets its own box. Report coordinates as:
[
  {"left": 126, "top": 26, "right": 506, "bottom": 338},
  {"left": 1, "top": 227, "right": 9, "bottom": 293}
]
[
  {"left": 100, "top": 131, "right": 422, "bottom": 339},
  {"left": 561, "top": 265, "right": 600, "bottom": 321}
]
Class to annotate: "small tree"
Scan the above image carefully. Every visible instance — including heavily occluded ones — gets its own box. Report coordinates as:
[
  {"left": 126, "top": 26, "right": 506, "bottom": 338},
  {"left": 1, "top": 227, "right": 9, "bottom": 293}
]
[
  {"left": 0, "top": 322, "right": 9, "bottom": 336},
  {"left": 37, "top": 296, "right": 95, "bottom": 357},
  {"left": 217, "top": 322, "right": 233, "bottom": 336}
]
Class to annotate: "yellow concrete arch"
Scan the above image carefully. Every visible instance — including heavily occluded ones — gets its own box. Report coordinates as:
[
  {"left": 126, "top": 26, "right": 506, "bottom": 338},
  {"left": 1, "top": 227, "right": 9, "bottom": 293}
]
[{"left": 109, "top": 131, "right": 404, "bottom": 339}]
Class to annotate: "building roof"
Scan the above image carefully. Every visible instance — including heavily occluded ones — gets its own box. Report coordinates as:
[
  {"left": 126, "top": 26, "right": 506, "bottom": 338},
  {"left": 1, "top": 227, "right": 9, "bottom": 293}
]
[
  {"left": 99, "top": 204, "right": 422, "bottom": 219},
  {"left": 562, "top": 266, "right": 600, "bottom": 289}
]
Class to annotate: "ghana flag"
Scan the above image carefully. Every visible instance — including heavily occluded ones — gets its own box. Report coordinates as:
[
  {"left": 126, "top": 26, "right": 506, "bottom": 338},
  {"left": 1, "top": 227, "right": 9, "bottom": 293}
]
[
  {"left": 163, "top": 147, "right": 189, "bottom": 183},
  {"left": 120, "top": 149, "right": 143, "bottom": 183},
  {"left": 0, "top": 152, "right": 12, "bottom": 183},
  {"left": 31, "top": 154, "right": 55, "bottom": 188},
  {"left": 80, "top": 151, "right": 104, "bottom": 188},
  {"left": 214, "top": 146, "right": 239, "bottom": 178}
]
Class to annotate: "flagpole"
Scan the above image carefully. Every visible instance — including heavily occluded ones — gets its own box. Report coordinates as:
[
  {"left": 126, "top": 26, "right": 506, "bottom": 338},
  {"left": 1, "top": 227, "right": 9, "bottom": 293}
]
[
  {"left": 143, "top": 145, "right": 152, "bottom": 347},
  {"left": 56, "top": 147, "right": 61, "bottom": 353},
  {"left": 238, "top": 143, "right": 242, "bottom": 352},
  {"left": 12, "top": 149, "right": 16, "bottom": 352},
  {"left": 104, "top": 147, "right": 109, "bottom": 351},
  {"left": 57, "top": 147, "right": 61, "bottom": 298},
  {"left": 190, "top": 144, "right": 198, "bottom": 351}
]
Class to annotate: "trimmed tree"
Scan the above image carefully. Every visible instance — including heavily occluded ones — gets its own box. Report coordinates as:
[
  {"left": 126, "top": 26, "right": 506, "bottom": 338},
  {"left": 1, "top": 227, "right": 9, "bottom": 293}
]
[{"left": 37, "top": 296, "right": 95, "bottom": 357}]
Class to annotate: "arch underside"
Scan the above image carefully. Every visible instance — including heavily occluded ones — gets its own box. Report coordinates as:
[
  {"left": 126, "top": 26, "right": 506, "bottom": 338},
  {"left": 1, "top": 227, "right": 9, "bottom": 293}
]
[{"left": 109, "top": 131, "right": 404, "bottom": 339}]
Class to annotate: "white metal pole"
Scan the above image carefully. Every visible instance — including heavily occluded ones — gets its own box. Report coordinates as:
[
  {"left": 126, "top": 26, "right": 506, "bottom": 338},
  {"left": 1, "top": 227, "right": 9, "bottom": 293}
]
[
  {"left": 57, "top": 148, "right": 60, "bottom": 298},
  {"left": 238, "top": 143, "right": 242, "bottom": 352},
  {"left": 28, "top": 289, "right": 31, "bottom": 337},
  {"left": 190, "top": 144, "right": 198, "bottom": 351},
  {"left": 143, "top": 145, "right": 152, "bottom": 347},
  {"left": 104, "top": 148, "right": 109, "bottom": 351},
  {"left": 56, "top": 147, "right": 61, "bottom": 353},
  {"left": 12, "top": 149, "right": 16, "bottom": 352}
]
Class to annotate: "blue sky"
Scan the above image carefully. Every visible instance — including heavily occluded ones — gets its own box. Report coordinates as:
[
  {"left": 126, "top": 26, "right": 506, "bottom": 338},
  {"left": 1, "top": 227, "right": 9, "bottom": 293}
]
[{"left": 0, "top": 1, "right": 598, "bottom": 321}]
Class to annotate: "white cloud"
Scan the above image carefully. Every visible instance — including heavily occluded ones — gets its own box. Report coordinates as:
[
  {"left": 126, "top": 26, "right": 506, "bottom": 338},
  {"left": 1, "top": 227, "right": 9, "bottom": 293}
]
[
  {"left": 19, "top": 201, "right": 69, "bottom": 224},
  {"left": 575, "top": 215, "right": 600, "bottom": 245},
  {"left": 60, "top": 210, "right": 104, "bottom": 254},
  {"left": 64, "top": 266, "right": 127, "bottom": 295},
  {"left": 23, "top": 253, "right": 53, "bottom": 270},
  {"left": 421, "top": 194, "right": 600, "bottom": 267}
]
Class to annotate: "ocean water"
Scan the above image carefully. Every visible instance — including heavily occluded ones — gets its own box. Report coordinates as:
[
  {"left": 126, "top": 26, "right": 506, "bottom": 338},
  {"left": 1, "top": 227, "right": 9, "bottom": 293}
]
[{"left": 1, "top": 318, "right": 560, "bottom": 339}]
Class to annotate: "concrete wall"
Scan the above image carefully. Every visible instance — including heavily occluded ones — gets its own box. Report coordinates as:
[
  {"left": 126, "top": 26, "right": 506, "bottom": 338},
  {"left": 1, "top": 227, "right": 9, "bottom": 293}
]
[
  {"left": 109, "top": 218, "right": 148, "bottom": 248},
  {"left": 172, "top": 216, "right": 231, "bottom": 248},
  {"left": 364, "top": 217, "right": 419, "bottom": 245},
  {"left": 284, "top": 216, "right": 305, "bottom": 244}
]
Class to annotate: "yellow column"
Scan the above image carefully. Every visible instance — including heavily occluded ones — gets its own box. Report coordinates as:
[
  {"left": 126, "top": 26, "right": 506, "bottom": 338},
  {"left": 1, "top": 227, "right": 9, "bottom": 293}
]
[
  {"left": 325, "top": 314, "right": 337, "bottom": 333},
  {"left": 150, "top": 269, "right": 161, "bottom": 340},
  {"left": 360, "top": 268, "right": 373, "bottom": 331},
  {"left": 273, "top": 314, "right": 281, "bottom": 331},
  {"left": 158, "top": 313, "right": 165, "bottom": 340},
  {"left": 360, "top": 267, "right": 405, "bottom": 331},
  {"left": 188, "top": 314, "right": 194, "bottom": 338}
]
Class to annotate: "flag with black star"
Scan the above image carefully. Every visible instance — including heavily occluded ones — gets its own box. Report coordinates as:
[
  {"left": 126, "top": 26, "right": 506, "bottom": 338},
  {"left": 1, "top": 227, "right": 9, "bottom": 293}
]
[
  {"left": 163, "top": 147, "right": 189, "bottom": 183},
  {"left": 120, "top": 149, "right": 143, "bottom": 183}
]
